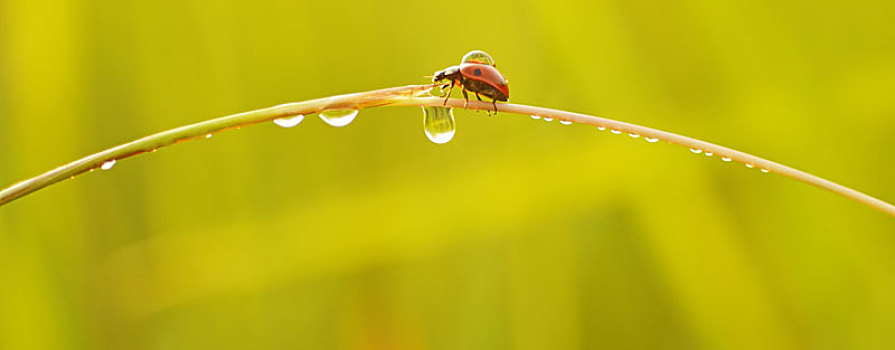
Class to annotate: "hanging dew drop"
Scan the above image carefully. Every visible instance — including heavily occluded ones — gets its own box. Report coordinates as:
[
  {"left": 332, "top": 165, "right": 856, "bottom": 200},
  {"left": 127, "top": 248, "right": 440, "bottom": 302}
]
[
  {"left": 610, "top": 129, "right": 621, "bottom": 134},
  {"left": 319, "top": 109, "right": 358, "bottom": 127},
  {"left": 597, "top": 126, "right": 606, "bottom": 131},
  {"left": 560, "top": 120, "right": 572, "bottom": 125},
  {"left": 760, "top": 168, "right": 769, "bottom": 173},
  {"left": 531, "top": 115, "right": 541, "bottom": 120},
  {"left": 274, "top": 114, "right": 304, "bottom": 128},
  {"left": 645, "top": 137, "right": 659, "bottom": 142},
  {"left": 721, "top": 157, "right": 732, "bottom": 162},
  {"left": 628, "top": 133, "right": 639, "bottom": 138},
  {"left": 704, "top": 152, "right": 713, "bottom": 156},
  {"left": 745, "top": 163, "right": 755, "bottom": 168},
  {"left": 690, "top": 148, "right": 702, "bottom": 154},
  {"left": 544, "top": 117, "right": 554, "bottom": 122},
  {"left": 101, "top": 160, "right": 116, "bottom": 170},
  {"left": 422, "top": 106, "right": 456, "bottom": 144},
  {"left": 205, "top": 134, "right": 212, "bottom": 139}
]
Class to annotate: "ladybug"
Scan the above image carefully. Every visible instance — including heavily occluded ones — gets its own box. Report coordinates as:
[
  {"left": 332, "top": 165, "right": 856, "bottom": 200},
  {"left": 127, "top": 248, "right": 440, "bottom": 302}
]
[{"left": 432, "top": 50, "right": 509, "bottom": 113}]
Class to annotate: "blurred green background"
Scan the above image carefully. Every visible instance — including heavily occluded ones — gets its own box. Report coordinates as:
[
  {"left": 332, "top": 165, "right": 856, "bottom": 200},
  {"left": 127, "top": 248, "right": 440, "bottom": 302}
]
[{"left": 1, "top": 0, "right": 894, "bottom": 349}]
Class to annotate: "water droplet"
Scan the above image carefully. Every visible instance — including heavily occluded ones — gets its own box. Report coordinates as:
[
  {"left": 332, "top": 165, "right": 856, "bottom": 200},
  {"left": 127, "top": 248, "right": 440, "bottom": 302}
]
[
  {"left": 610, "top": 129, "right": 622, "bottom": 134},
  {"left": 461, "top": 50, "right": 495, "bottom": 65},
  {"left": 319, "top": 109, "right": 358, "bottom": 127},
  {"left": 560, "top": 120, "right": 572, "bottom": 125},
  {"left": 704, "top": 152, "right": 713, "bottom": 156},
  {"left": 721, "top": 157, "right": 732, "bottom": 162},
  {"left": 89, "top": 168, "right": 95, "bottom": 172},
  {"left": 422, "top": 106, "right": 456, "bottom": 144},
  {"left": 544, "top": 117, "right": 554, "bottom": 122},
  {"left": 597, "top": 126, "right": 606, "bottom": 131},
  {"left": 205, "top": 134, "right": 213, "bottom": 139},
  {"left": 101, "top": 160, "right": 116, "bottom": 170},
  {"left": 69, "top": 175, "right": 75, "bottom": 179},
  {"left": 690, "top": 148, "right": 702, "bottom": 154},
  {"left": 760, "top": 168, "right": 769, "bottom": 173},
  {"left": 745, "top": 163, "right": 754, "bottom": 168},
  {"left": 628, "top": 133, "right": 639, "bottom": 138},
  {"left": 645, "top": 137, "right": 659, "bottom": 142},
  {"left": 150, "top": 148, "right": 158, "bottom": 153},
  {"left": 531, "top": 115, "right": 541, "bottom": 120},
  {"left": 274, "top": 114, "right": 304, "bottom": 128}
]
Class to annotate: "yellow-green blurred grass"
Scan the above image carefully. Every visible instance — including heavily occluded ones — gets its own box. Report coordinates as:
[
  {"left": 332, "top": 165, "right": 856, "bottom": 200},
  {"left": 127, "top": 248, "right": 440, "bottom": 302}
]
[{"left": 2, "top": 0, "right": 894, "bottom": 349}]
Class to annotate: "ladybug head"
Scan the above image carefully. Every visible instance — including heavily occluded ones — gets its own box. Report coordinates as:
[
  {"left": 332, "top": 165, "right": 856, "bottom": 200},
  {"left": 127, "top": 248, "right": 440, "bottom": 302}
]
[{"left": 432, "top": 66, "right": 460, "bottom": 83}]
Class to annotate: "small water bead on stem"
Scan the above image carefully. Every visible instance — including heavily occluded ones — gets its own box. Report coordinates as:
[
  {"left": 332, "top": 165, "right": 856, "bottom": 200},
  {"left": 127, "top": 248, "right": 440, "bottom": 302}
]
[
  {"left": 704, "top": 152, "right": 713, "bottom": 157},
  {"left": 645, "top": 137, "right": 659, "bottom": 142},
  {"left": 531, "top": 115, "right": 541, "bottom": 120},
  {"left": 422, "top": 106, "right": 456, "bottom": 144},
  {"left": 610, "top": 129, "right": 622, "bottom": 134},
  {"left": 628, "top": 133, "right": 639, "bottom": 138},
  {"left": 319, "top": 109, "right": 358, "bottom": 127},
  {"left": 273, "top": 114, "right": 304, "bottom": 128},
  {"left": 543, "top": 117, "right": 554, "bottom": 122},
  {"left": 690, "top": 148, "right": 702, "bottom": 154},
  {"left": 205, "top": 134, "right": 212, "bottom": 139},
  {"left": 597, "top": 126, "right": 606, "bottom": 131},
  {"left": 560, "top": 120, "right": 572, "bottom": 125},
  {"left": 101, "top": 160, "right": 116, "bottom": 170},
  {"left": 745, "top": 163, "right": 755, "bottom": 168},
  {"left": 721, "top": 157, "right": 732, "bottom": 162},
  {"left": 760, "top": 168, "right": 770, "bottom": 173}
]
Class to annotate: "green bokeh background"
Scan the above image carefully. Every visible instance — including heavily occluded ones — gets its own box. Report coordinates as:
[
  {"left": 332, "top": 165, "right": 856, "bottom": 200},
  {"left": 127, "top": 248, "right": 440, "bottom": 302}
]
[{"left": 1, "top": 0, "right": 894, "bottom": 349}]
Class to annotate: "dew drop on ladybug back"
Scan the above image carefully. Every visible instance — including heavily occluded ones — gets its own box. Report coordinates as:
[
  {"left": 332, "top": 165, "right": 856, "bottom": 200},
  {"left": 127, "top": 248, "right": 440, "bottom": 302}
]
[{"left": 461, "top": 50, "right": 495, "bottom": 66}]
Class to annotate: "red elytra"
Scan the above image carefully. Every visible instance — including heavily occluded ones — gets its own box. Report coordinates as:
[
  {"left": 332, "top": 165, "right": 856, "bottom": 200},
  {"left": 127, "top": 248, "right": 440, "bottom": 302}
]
[
  {"left": 459, "top": 64, "right": 509, "bottom": 99},
  {"left": 433, "top": 61, "right": 509, "bottom": 112}
]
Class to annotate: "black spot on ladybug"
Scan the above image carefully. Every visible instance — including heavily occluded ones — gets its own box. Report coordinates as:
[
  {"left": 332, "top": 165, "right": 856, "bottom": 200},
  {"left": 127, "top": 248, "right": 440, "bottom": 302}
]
[{"left": 474, "top": 68, "right": 482, "bottom": 76}]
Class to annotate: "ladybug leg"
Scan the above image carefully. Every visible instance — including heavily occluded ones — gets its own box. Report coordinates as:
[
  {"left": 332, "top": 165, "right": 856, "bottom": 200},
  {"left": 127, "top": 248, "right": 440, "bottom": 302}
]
[
  {"left": 475, "top": 94, "right": 491, "bottom": 116},
  {"left": 442, "top": 80, "right": 455, "bottom": 106},
  {"left": 492, "top": 100, "right": 498, "bottom": 115},
  {"left": 462, "top": 89, "right": 469, "bottom": 108}
]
